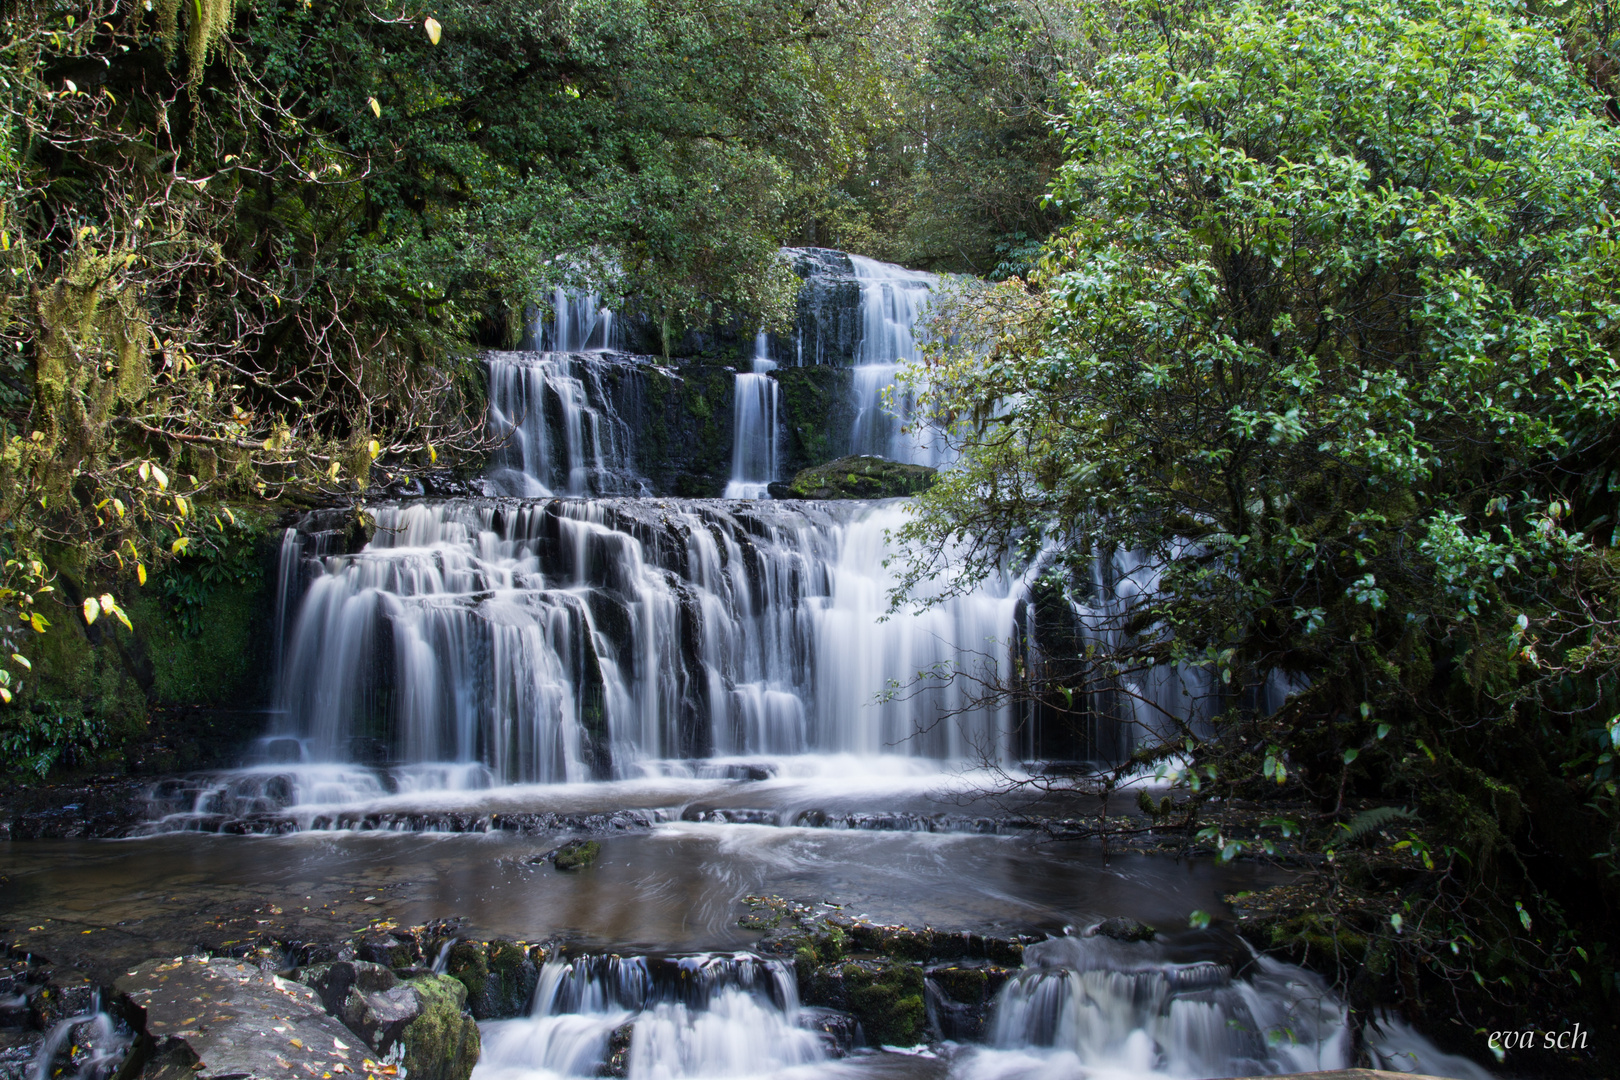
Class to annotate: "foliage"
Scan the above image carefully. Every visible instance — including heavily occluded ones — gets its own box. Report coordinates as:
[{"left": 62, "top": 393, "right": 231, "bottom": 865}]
[
  {"left": 0, "top": 0, "right": 931, "bottom": 764},
  {"left": 158, "top": 510, "right": 264, "bottom": 638},
  {"left": 901, "top": 0, "right": 1620, "bottom": 1041},
  {"left": 0, "top": 701, "right": 106, "bottom": 777}
]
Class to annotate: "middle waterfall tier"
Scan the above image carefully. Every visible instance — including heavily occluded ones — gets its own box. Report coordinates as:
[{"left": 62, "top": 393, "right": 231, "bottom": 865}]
[{"left": 274, "top": 499, "right": 1034, "bottom": 782}]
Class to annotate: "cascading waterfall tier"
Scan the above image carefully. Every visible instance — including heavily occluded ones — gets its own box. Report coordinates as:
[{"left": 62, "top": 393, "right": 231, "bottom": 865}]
[
  {"left": 477, "top": 953, "right": 825, "bottom": 1080},
  {"left": 273, "top": 499, "right": 1032, "bottom": 781},
  {"left": 948, "top": 935, "right": 1494, "bottom": 1080},
  {"left": 846, "top": 254, "right": 950, "bottom": 468},
  {"left": 524, "top": 288, "right": 619, "bottom": 353},
  {"left": 724, "top": 333, "right": 782, "bottom": 499},
  {"left": 486, "top": 351, "right": 645, "bottom": 498}
]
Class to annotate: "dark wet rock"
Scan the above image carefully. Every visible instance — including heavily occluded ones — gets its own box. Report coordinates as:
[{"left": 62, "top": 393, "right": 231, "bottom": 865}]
[
  {"left": 602, "top": 1021, "right": 633, "bottom": 1077},
  {"left": 770, "top": 456, "right": 936, "bottom": 501},
  {"left": 798, "top": 1007, "right": 857, "bottom": 1057},
  {"left": 140, "top": 1035, "right": 204, "bottom": 1080},
  {"left": 0, "top": 780, "right": 151, "bottom": 840},
  {"left": 0, "top": 1029, "right": 42, "bottom": 1080},
  {"left": 118, "top": 957, "right": 368, "bottom": 1080},
  {"left": 298, "top": 960, "right": 419, "bottom": 1053},
  {"left": 1090, "top": 916, "right": 1157, "bottom": 943},
  {"left": 354, "top": 931, "right": 421, "bottom": 969},
  {"left": 552, "top": 839, "right": 601, "bottom": 872},
  {"left": 482, "top": 940, "right": 539, "bottom": 1019},
  {"left": 923, "top": 961, "right": 1012, "bottom": 1042},
  {"left": 773, "top": 248, "right": 863, "bottom": 368},
  {"left": 27, "top": 981, "right": 96, "bottom": 1029}
]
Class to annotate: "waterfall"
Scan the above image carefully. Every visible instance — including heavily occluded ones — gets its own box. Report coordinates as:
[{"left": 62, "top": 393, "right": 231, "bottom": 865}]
[
  {"left": 486, "top": 353, "right": 640, "bottom": 497},
  {"left": 724, "top": 333, "right": 782, "bottom": 499},
  {"left": 525, "top": 288, "right": 617, "bottom": 353},
  {"left": 477, "top": 954, "right": 824, "bottom": 1080},
  {"left": 847, "top": 254, "right": 951, "bottom": 468},
  {"left": 272, "top": 500, "right": 1030, "bottom": 782}
]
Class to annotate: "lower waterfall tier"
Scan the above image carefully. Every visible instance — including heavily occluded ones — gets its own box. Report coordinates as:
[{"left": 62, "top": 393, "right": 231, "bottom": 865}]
[{"left": 275, "top": 499, "right": 1041, "bottom": 782}]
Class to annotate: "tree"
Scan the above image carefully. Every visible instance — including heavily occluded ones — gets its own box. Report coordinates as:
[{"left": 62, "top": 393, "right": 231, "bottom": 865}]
[{"left": 900, "top": 0, "right": 1620, "bottom": 1053}]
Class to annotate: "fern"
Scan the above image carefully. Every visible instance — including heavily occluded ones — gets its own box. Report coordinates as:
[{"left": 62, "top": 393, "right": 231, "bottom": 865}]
[{"left": 1341, "top": 805, "right": 1420, "bottom": 844}]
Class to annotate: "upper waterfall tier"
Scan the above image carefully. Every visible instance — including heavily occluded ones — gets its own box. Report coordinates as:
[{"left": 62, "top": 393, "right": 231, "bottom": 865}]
[{"left": 273, "top": 499, "right": 1036, "bottom": 782}]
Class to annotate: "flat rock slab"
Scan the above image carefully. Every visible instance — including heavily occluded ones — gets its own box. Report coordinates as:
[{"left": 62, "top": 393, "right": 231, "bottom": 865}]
[{"left": 117, "top": 957, "right": 370, "bottom": 1078}]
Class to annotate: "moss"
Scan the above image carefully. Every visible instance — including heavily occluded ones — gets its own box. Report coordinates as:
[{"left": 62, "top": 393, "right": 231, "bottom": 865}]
[
  {"left": 927, "top": 965, "right": 988, "bottom": 1005},
  {"left": 552, "top": 838, "right": 600, "bottom": 871},
  {"left": 778, "top": 455, "right": 936, "bottom": 500},
  {"left": 3, "top": 507, "right": 278, "bottom": 780},
  {"left": 484, "top": 939, "right": 538, "bottom": 1018},
  {"left": 842, "top": 961, "right": 927, "bottom": 1047},
  {"left": 443, "top": 941, "right": 489, "bottom": 1008},
  {"left": 773, "top": 366, "right": 854, "bottom": 470},
  {"left": 399, "top": 973, "right": 481, "bottom": 1080}
]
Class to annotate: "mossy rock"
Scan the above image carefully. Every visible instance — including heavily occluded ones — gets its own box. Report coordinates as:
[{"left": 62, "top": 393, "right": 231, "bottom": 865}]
[
  {"left": 926, "top": 964, "right": 989, "bottom": 1006},
  {"left": 552, "top": 838, "right": 601, "bottom": 871},
  {"left": 481, "top": 939, "right": 539, "bottom": 1018},
  {"left": 399, "top": 973, "right": 480, "bottom": 1080},
  {"left": 771, "top": 456, "right": 936, "bottom": 500},
  {"left": 442, "top": 941, "right": 489, "bottom": 1012},
  {"left": 841, "top": 961, "right": 927, "bottom": 1047}
]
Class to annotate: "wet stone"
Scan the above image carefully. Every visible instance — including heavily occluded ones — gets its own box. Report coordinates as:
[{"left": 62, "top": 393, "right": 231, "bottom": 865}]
[
  {"left": 0, "top": 1029, "right": 43, "bottom": 1080},
  {"left": 118, "top": 957, "right": 368, "bottom": 1080},
  {"left": 1089, "top": 916, "right": 1157, "bottom": 943},
  {"left": 551, "top": 839, "right": 601, "bottom": 872}
]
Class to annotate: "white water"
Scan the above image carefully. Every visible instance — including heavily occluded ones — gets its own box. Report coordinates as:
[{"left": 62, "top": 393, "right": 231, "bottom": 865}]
[
  {"left": 726, "top": 333, "right": 783, "bottom": 499},
  {"left": 271, "top": 499, "right": 1030, "bottom": 782},
  {"left": 478, "top": 954, "right": 824, "bottom": 1080},
  {"left": 486, "top": 353, "right": 641, "bottom": 497},
  {"left": 846, "top": 255, "right": 951, "bottom": 469},
  {"left": 526, "top": 288, "right": 618, "bottom": 353}
]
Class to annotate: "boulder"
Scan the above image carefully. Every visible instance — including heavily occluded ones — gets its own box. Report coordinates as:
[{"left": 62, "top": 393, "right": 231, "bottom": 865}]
[
  {"left": 1089, "top": 917, "right": 1157, "bottom": 943},
  {"left": 296, "top": 961, "right": 480, "bottom": 1080},
  {"left": 118, "top": 957, "right": 367, "bottom": 1079},
  {"left": 769, "top": 456, "right": 936, "bottom": 501},
  {"left": 397, "top": 972, "right": 480, "bottom": 1080},
  {"left": 551, "top": 838, "right": 601, "bottom": 872}
]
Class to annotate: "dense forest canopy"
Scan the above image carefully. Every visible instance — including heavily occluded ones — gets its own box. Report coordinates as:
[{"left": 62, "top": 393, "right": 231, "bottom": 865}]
[
  {"left": 901, "top": 0, "right": 1620, "bottom": 1054},
  {"left": 1, "top": 0, "right": 1619, "bottom": 1063}
]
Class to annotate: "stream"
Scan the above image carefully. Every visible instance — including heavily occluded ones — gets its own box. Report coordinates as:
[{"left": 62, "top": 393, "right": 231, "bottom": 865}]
[{"left": 0, "top": 250, "right": 1498, "bottom": 1080}]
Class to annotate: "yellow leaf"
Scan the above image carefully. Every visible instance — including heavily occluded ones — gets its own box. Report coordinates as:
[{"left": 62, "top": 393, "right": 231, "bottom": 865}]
[
  {"left": 424, "top": 16, "right": 441, "bottom": 44},
  {"left": 29, "top": 613, "right": 47, "bottom": 633},
  {"left": 0, "top": 688, "right": 11, "bottom": 704},
  {"left": 428, "top": 443, "right": 437, "bottom": 464},
  {"left": 116, "top": 610, "right": 132, "bottom": 631},
  {"left": 137, "top": 563, "right": 147, "bottom": 586},
  {"left": 152, "top": 465, "right": 169, "bottom": 491},
  {"left": 99, "top": 593, "right": 115, "bottom": 614},
  {"left": 12, "top": 654, "right": 30, "bottom": 670},
  {"left": 175, "top": 494, "right": 189, "bottom": 517},
  {"left": 367, "top": 439, "right": 381, "bottom": 460},
  {"left": 113, "top": 498, "right": 125, "bottom": 518},
  {"left": 223, "top": 507, "right": 236, "bottom": 526},
  {"left": 368, "top": 96, "right": 381, "bottom": 118},
  {"left": 139, "top": 461, "right": 150, "bottom": 481},
  {"left": 82, "top": 597, "right": 99, "bottom": 625},
  {"left": 171, "top": 536, "right": 189, "bottom": 555},
  {"left": 328, "top": 461, "right": 341, "bottom": 480}
]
